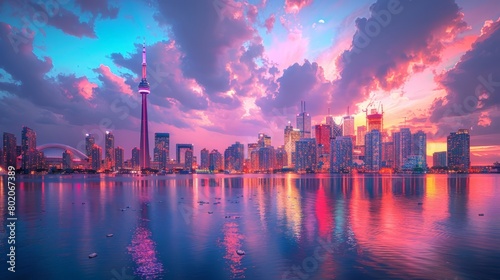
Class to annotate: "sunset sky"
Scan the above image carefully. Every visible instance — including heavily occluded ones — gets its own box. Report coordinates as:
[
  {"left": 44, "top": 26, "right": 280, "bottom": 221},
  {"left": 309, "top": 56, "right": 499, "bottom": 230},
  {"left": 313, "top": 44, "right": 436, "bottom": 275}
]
[{"left": 0, "top": 0, "right": 499, "bottom": 165}]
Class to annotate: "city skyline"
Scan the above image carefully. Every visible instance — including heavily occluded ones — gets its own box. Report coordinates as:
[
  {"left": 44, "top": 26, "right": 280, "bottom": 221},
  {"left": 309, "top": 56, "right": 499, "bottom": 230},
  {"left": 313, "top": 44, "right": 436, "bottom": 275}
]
[{"left": 0, "top": 0, "right": 499, "bottom": 165}]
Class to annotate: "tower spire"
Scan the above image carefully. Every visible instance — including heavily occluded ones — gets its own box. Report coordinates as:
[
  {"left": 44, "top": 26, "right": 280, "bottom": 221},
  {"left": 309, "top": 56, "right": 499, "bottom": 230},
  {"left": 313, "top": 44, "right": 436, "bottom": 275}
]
[{"left": 142, "top": 42, "right": 147, "bottom": 80}]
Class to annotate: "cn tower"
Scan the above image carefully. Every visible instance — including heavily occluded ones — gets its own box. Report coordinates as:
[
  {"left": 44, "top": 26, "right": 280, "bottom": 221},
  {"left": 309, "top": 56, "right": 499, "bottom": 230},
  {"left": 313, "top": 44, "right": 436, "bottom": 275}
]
[{"left": 138, "top": 43, "right": 151, "bottom": 169}]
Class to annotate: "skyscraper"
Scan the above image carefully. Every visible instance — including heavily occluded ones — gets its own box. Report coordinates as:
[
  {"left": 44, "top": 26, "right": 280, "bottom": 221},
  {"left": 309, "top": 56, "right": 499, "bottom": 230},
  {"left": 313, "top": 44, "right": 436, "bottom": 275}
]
[
  {"left": 330, "top": 136, "right": 353, "bottom": 173},
  {"left": 154, "top": 133, "right": 170, "bottom": 169},
  {"left": 2, "top": 132, "right": 16, "bottom": 168},
  {"left": 131, "top": 147, "right": 140, "bottom": 169},
  {"left": 200, "top": 148, "right": 210, "bottom": 170},
  {"left": 284, "top": 122, "right": 301, "bottom": 167},
  {"left": 343, "top": 116, "right": 355, "bottom": 137},
  {"left": 139, "top": 43, "right": 151, "bottom": 169},
  {"left": 224, "top": 142, "right": 244, "bottom": 172},
  {"left": 296, "top": 101, "right": 311, "bottom": 138},
  {"left": 62, "top": 150, "right": 73, "bottom": 169},
  {"left": 176, "top": 144, "right": 194, "bottom": 164},
  {"left": 91, "top": 144, "right": 102, "bottom": 171},
  {"left": 447, "top": 129, "right": 470, "bottom": 172},
  {"left": 365, "top": 130, "right": 382, "bottom": 172},
  {"left": 85, "top": 134, "right": 95, "bottom": 157},
  {"left": 105, "top": 131, "right": 115, "bottom": 170},
  {"left": 412, "top": 130, "right": 427, "bottom": 170},
  {"left": 400, "top": 128, "right": 412, "bottom": 167},
  {"left": 258, "top": 146, "right": 275, "bottom": 172},
  {"left": 257, "top": 133, "right": 272, "bottom": 148},
  {"left": 315, "top": 124, "right": 331, "bottom": 154},
  {"left": 21, "top": 126, "right": 40, "bottom": 171},
  {"left": 184, "top": 149, "right": 193, "bottom": 171},
  {"left": 275, "top": 146, "right": 287, "bottom": 169},
  {"left": 295, "top": 138, "right": 317, "bottom": 172},
  {"left": 366, "top": 107, "right": 383, "bottom": 132},
  {"left": 115, "top": 147, "right": 124, "bottom": 170},
  {"left": 209, "top": 149, "right": 223, "bottom": 172}
]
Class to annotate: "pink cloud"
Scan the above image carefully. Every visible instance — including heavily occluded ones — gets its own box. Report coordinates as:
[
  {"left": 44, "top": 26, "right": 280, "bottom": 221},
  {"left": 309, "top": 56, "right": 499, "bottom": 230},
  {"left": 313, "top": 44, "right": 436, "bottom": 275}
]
[
  {"left": 74, "top": 77, "right": 97, "bottom": 100},
  {"left": 284, "top": 0, "right": 313, "bottom": 14},
  {"left": 98, "top": 64, "right": 133, "bottom": 95},
  {"left": 264, "top": 14, "right": 276, "bottom": 33}
]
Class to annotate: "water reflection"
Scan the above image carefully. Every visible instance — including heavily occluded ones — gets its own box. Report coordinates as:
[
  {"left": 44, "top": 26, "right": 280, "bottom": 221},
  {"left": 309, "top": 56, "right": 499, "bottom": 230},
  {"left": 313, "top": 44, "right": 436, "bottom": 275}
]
[{"left": 1, "top": 174, "right": 499, "bottom": 279}]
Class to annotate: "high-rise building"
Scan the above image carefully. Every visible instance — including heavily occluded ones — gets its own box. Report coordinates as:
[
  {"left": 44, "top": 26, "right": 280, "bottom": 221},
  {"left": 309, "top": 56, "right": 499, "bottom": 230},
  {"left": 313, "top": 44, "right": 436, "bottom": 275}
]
[
  {"left": 224, "top": 142, "right": 244, "bottom": 172},
  {"left": 365, "top": 130, "right": 382, "bottom": 172},
  {"left": 315, "top": 124, "right": 331, "bottom": 154},
  {"left": 176, "top": 144, "right": 194, "bottom": 165},
  {"left": 330, "top": 136, "right": 353, "bottom": 173},
  {"left": 258, "top": 146, "right": 275, "bottom": 171},
  {"left": 21, "top": 126, "right": 40, "bottom": 171},
  {"left": 381, "top": 141, "right": 395, "bottom": 168},
  {"left": 85, "top": 134, "right": 95, "bottom": 157},
  {"left": 366, "top": 107, "right": 383, "bottom": 132},
  {"left": 131, "top": 147, "right": 140, "bottom": 169},
  {"left": 411, "top": 130, "right": 427, "bottom": 170},
  {"left": 447, "top": 129, "right": 470, "bottom": 172},
  {"left": 250, "top": 150, "right": 259, "bottom": 172},
  {"left": 393, "top": 131, "right": 401, "bottom": 169},
  {"left": 105, "top": 131, "right": 115, "bottom": 170},
  {"left": 284, "top": 123, "right": 301, "bottom": 167},
  {"left": 296, "top": 101, "right": 311, "bottom": 138},
  {"left": 275, "top": 146, "right": 287, "bottom": 169},
  {"left": 115, "top": 147, "right": 124, "bottom": 170},
  {"left": 138, "top": 44, "right": 151, "bottom": 169},
  {"left": 257, "top": 133, "right": 272, "bottom": 148},
  {"left": 209, "top": 149, "right": 223, "bottom": 172},
  {"left": 295, "top": 138, "right": 317, "bottom": 172},
  {"left": 184, "top": 149, "right": 193, "bottom": 171},
  {"left": 62, "top": 150, "right": 73, "bottom": 169},
  {"left": 154, "top": 133, "right": 170, "bottom": 169},
  {"left": 2, "top": 132, "right": 17, "bottom": 168},
  {"left": 343, "top": 115, "right": 355, "bottom": 136},
  {"left": 91, "top": 144, "right": 102, "bottom": 171},
  {"left": 433, "top": 151, "right": 447, "bottom": 168},
  {"left": 357, "top": 125, "right": 367, "bottom": 146},
  {"left": 331, "top": 120, "right": 343, "bottom": 138},
  {"left": 200, "top": 148, "right": 210, "bottom": 170}
]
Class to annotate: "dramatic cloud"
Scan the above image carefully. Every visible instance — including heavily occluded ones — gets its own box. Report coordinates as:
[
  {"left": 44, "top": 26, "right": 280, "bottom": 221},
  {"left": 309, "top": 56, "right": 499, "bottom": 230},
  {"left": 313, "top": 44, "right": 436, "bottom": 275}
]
[
  {"left": 333, "top": 0, "right": 467, "bottom": 114},
  {"left": 256, "top": 60, "right": 333, "bottom": 116},
  {"left": 153, "top": 0, "right": 255, "bottom": 101},
  {"left": 429, "top": 18, "right": 500, "bottom": 139},
  {"left": 284, "top": 0, "right": 313, "bottom": 14},
  {"left": 49, "top": 7, "right": 97, "bottom": 38}
]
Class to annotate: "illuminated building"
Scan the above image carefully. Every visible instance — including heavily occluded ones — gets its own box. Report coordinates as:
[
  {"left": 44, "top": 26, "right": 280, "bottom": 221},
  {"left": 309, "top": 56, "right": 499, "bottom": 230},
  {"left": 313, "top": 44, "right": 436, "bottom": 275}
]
[
  {"left": 105, "top": 131, "right": 115, "bottom": 170},
  {"left": 22, "top": 126, "right": 43, "bottom": 171},
  {"left": 447, "top": 129, "right": 470, "bottom": 172},
  {"left": 209, "top": 149, "right": 223, "bottom": 172},
  {"left": 366, "top": 107, "right": 383, "bottom": 132},
  {"left": 85, "top": 134, "right": 95, "bottom": 157},
  {"left": 365, "top": 129, "right": 382, "bottom": 172},
  {"left": 296, "top": 101, "right": 311, "bottom": 138},
  {"left": 200, "top": 148, "right": 210, "bottom": 169},
  {"left": 154, "top": 133, "right": 170, "bottom": 169},
  {"left": 411, "top": 130, "right": 427, "bottom": 170},
  {"left": 91, "top": 144, "right": 102, "bottom": 171},
  {"left": 343, "top": 115, "right": 355, "bottom": 136},
  {"left": 258, "top": 146, "right": 275, "bottom": 171},
  {"left": 184, "top": 149, "right": 193, "bottom": 171},
  {"left": 284, "top": 122, "right": 300, "bottom": 167},
  {"left": 62, "top": 150, "right": 73, "bottom": 169},
  {"left": 2, "top": 132, "right": 17, "bottom": 168},
  {"left": 314, "top": 124, "right": 331, "bottom": 154},
  {"left": 224, "top": 142, "right": 244, "bottom": 172},
  {"left": 295, "top": 138, "right": 317, "bottom": 172},
  {"left": 257, "top": 133, "right": 271, "bottom": 148},
  {"left": 330, "top": 136, "right": 353, "bottom": 173},
  {"left": 115, "top": 147, "right": 124, "bottom": 169},
  {"left": 275, "top": 146, "right": 287, "bottom": 169},
  {"left": 131, "top": 147, "right": 140, "bottom": 169}
]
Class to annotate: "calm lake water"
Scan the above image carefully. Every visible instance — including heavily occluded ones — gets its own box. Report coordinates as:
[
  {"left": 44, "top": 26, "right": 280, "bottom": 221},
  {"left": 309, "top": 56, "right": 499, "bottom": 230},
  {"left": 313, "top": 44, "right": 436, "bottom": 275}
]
[{"left": 1, "top": 174, "right": 500, "bottom": 280}]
